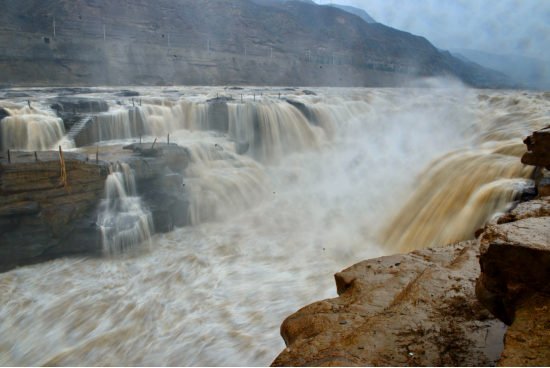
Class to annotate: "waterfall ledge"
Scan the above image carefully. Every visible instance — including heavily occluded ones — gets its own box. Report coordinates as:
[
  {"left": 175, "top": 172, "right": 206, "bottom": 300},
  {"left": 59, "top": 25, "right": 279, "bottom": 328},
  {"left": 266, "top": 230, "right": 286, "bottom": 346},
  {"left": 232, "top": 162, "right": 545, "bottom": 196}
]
[{"left": 0, "top": 148, "right": 188, "bottom": 272}]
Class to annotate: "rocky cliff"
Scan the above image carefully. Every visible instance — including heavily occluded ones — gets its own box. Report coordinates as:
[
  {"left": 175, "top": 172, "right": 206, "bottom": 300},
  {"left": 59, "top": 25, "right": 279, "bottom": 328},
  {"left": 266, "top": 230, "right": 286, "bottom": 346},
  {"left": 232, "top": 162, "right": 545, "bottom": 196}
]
[{"left": 0, "top": 0, "right": 511, "bottom": 87}]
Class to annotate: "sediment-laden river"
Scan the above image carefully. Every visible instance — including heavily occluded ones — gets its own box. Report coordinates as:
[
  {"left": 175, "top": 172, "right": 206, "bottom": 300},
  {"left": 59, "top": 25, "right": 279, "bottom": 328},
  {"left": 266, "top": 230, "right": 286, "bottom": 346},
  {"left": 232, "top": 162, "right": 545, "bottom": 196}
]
[{"left": 0, "top": 84, "right": 548, "bottom": 365}]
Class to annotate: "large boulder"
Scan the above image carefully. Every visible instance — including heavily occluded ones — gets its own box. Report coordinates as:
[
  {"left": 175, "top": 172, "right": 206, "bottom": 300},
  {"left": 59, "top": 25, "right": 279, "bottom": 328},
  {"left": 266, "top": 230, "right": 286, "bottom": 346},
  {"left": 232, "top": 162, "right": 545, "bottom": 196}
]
[
  {"left": 272, "top": 240, "right": 505, "bottom": 367},
  {"left": 475, "top": 197, "right": 550, "bottom": 366}
]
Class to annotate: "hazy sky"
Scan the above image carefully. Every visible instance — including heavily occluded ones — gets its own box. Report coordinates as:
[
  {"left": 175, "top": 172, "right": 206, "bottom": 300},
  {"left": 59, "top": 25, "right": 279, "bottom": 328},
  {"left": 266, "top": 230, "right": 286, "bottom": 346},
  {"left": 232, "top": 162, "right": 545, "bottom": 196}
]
[{"left": 319, "top": 0, "right": 550, "bottom": 60}]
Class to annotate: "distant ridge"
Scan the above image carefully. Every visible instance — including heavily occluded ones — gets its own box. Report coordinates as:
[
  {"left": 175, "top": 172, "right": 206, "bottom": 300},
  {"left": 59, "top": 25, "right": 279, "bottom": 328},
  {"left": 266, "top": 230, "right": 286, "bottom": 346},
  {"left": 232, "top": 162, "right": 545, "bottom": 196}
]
[
  {"left": 449, "top": 48, "right": 550, "bottom": 90},
  {"left": 328, "top": 4, "right": 376, "bottom": 23},
  {"left": 253, "top": 0, "right": 377, "bottom": 23},
  {"left": 0, "top": 0, "right": 514, "bottom": 88}
]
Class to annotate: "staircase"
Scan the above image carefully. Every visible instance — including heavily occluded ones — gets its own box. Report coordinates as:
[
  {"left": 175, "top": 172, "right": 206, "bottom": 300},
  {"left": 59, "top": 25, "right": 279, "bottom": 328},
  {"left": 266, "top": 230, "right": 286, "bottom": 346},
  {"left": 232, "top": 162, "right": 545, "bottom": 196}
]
[{"left": 66, "top": 115, "right": 93, "bottom": 143}]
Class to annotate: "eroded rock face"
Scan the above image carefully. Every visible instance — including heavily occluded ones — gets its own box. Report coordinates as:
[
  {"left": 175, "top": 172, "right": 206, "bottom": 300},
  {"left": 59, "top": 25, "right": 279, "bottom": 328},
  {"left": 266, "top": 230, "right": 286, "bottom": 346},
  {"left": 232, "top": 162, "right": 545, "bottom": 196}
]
[
  {"left": 521, "top": 128, "right": 550, "bottom": 169},
  {"left": 475, "top": 196, "right": 550, "bottom": 366},
  {"left": 0, "top": 151, "right": 108, "bottom": 271},
  {"left": 272, "top": 241, "right": 506, "bottom": 367},
  {"left": 497, "top": 293, "right": 550, "bottom": 366}
]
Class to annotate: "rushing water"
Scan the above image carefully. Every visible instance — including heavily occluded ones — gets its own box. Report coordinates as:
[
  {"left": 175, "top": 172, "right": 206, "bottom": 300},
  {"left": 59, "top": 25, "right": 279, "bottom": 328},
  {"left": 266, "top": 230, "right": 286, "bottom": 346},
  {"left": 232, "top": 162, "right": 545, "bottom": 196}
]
[
  {"left": 98, "top": 162, "right": 154, "bottom": 257},
  {"left": 0, "top": 105, "right": 73, "bottom": 151},
  {"left": 0, "top": 85, "right": 549, "bottom": 366}
]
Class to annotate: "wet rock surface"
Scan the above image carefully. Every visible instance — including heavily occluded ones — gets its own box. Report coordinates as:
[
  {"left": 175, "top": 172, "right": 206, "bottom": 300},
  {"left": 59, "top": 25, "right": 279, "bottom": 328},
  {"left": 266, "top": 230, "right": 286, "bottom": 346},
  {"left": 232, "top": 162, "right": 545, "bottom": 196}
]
[{"left": 272, "top": 240, "right": 506, "bottom": 367}]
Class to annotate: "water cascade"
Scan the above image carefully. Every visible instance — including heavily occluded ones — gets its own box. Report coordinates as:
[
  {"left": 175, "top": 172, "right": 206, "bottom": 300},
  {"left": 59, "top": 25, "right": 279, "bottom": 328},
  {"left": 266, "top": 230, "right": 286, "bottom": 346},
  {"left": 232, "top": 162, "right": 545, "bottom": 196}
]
[
  {"left": 227, "top": 99, "right": 337, "bottom": 163},
  {"left": 0, "top": 105, "right": 71, "bottom": 151},
  {"left": 1, "top": 87, "right": 550, "bottom": 366},
  {"left": 97, "top": 162, "right": 154, "bottom": 256},
  {"left": 167, "top": 130, "right": 269, "bottom": 224},
  {"left": 380, "top": 91, "right": 550, "bottom": 253}
]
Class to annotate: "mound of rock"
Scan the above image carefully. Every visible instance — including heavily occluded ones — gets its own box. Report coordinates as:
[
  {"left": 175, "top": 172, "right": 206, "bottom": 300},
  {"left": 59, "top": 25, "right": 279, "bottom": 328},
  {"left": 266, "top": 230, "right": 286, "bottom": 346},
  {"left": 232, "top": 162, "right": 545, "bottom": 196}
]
[
  {"left": 272, "top": 240, "right": 505, "bottom": 366},
  {"left": 272, "top": 193, "right": 550, "bottom": 366}
]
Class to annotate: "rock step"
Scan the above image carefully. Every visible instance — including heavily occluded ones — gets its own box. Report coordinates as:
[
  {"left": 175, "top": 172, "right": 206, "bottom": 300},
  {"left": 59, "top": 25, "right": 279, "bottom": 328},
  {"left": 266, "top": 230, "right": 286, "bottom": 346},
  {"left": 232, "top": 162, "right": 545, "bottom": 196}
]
[{"left": 66, "top": 115, "right": 93, "bottom": 141}]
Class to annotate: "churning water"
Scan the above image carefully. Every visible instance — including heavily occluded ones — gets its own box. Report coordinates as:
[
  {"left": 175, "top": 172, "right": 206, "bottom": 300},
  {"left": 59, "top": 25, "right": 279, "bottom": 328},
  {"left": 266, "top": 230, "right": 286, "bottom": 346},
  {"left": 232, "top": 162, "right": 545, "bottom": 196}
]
[{"left": 0, "top": 85, "right": 549, "bottom": 366}]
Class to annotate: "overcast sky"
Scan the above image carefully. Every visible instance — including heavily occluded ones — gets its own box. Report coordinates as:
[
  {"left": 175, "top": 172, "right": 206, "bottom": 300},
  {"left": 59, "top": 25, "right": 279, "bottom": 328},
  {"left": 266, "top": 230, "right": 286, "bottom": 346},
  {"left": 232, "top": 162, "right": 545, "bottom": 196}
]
[{"left": 319, "top": 0, "right": 550, "bottom": 60}]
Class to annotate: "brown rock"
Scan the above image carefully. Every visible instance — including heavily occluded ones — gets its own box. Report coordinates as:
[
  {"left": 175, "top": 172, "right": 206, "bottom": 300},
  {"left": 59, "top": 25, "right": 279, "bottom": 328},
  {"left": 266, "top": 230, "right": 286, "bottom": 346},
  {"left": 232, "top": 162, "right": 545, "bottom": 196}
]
[
  {"left": 272, "top": 241, "right": 505, "bottom": 367},
  {"left": 475, "top": 197, "right": 550, "bottom": 366},
  {"left": 0, "top": 151, "right": 108, "bottom": 271},
  {"left": 521, "top": 129, "right": 550, "bottom": 169},
  {"left": 497, "top": 293, "right": 550, "bottom": 367}
]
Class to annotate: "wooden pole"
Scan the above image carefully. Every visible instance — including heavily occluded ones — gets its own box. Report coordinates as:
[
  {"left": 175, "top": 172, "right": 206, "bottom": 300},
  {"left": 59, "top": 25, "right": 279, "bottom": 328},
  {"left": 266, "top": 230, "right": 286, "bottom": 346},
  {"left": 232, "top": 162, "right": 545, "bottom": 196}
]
[
  {"left": 28, "top": 100, "right": 31, "bottom": 108},
  {"left": 151, "top": 138, "right": 157, "bottom": 148},
  {"left": 7, "top": 149, "right": 10, "bottom": 163},
  {"left": 96, "top": 145, "right": 99, "bottom": 164},
  {"left": 132, "top": 98, "right": 135, "bottom": 107},
  {"left": 167, "top": 134, "right": 170, "bottom": 146},
  {"left": 35, "top": 151, "right": 38, "bottom": 162}
]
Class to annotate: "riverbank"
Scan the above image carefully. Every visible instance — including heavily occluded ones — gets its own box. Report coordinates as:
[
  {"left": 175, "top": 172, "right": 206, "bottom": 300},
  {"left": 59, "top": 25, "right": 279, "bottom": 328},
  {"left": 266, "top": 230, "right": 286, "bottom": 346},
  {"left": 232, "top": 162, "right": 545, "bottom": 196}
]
[{"left": 272, "top": 173, "right": 550, "bottom": 366}]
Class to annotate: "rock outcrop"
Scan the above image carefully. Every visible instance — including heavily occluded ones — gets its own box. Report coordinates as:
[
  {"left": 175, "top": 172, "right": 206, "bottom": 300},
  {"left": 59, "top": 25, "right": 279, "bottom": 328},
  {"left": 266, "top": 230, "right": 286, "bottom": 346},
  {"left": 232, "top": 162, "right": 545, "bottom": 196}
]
[
  {"left": 272, "top": 191, "right": 550, "bottom": 366},
  {"left": 476, "top": 197, "right": 550, "bottom": 366},
  {"left": 0, "top": 150, "right": 108, "bottom": 272},
  {"left": 0, "top": 143, "right": 193, "bottom": 272},
  {"left": 521, "top": 127, "right": 550, "bottom": 169},
  {"left": 272, "top": 240, "right": 505, "bottom": 366}
]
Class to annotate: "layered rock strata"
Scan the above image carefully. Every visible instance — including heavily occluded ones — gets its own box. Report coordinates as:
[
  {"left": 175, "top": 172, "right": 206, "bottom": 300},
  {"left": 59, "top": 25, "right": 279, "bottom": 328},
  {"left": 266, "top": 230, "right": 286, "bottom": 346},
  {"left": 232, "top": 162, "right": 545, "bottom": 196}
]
[
  {"left": 0, "top": 143, "right": 192, "bottom": 272},
  {"left": 0, "top": 151, "right": 108, "bottom": 272}
]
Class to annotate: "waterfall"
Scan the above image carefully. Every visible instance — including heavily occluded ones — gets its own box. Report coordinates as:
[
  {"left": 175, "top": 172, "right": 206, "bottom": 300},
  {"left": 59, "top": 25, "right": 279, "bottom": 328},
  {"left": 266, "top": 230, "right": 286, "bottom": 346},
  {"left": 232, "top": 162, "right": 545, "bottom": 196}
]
[
  {"left": 227, "top": 100, "right": 330, "bottom": 163},
  {"left": 97, "top": 162, "right": 154, "bottom": 257},
  {"left": 3, "top": 87, "right": 550, "bottom": 367},
  {"left": 379, "top": 91, "right": 550, "bottom": 253},
  {"left": 0, "top": 106, "right": 72, "bottom": 151}
]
